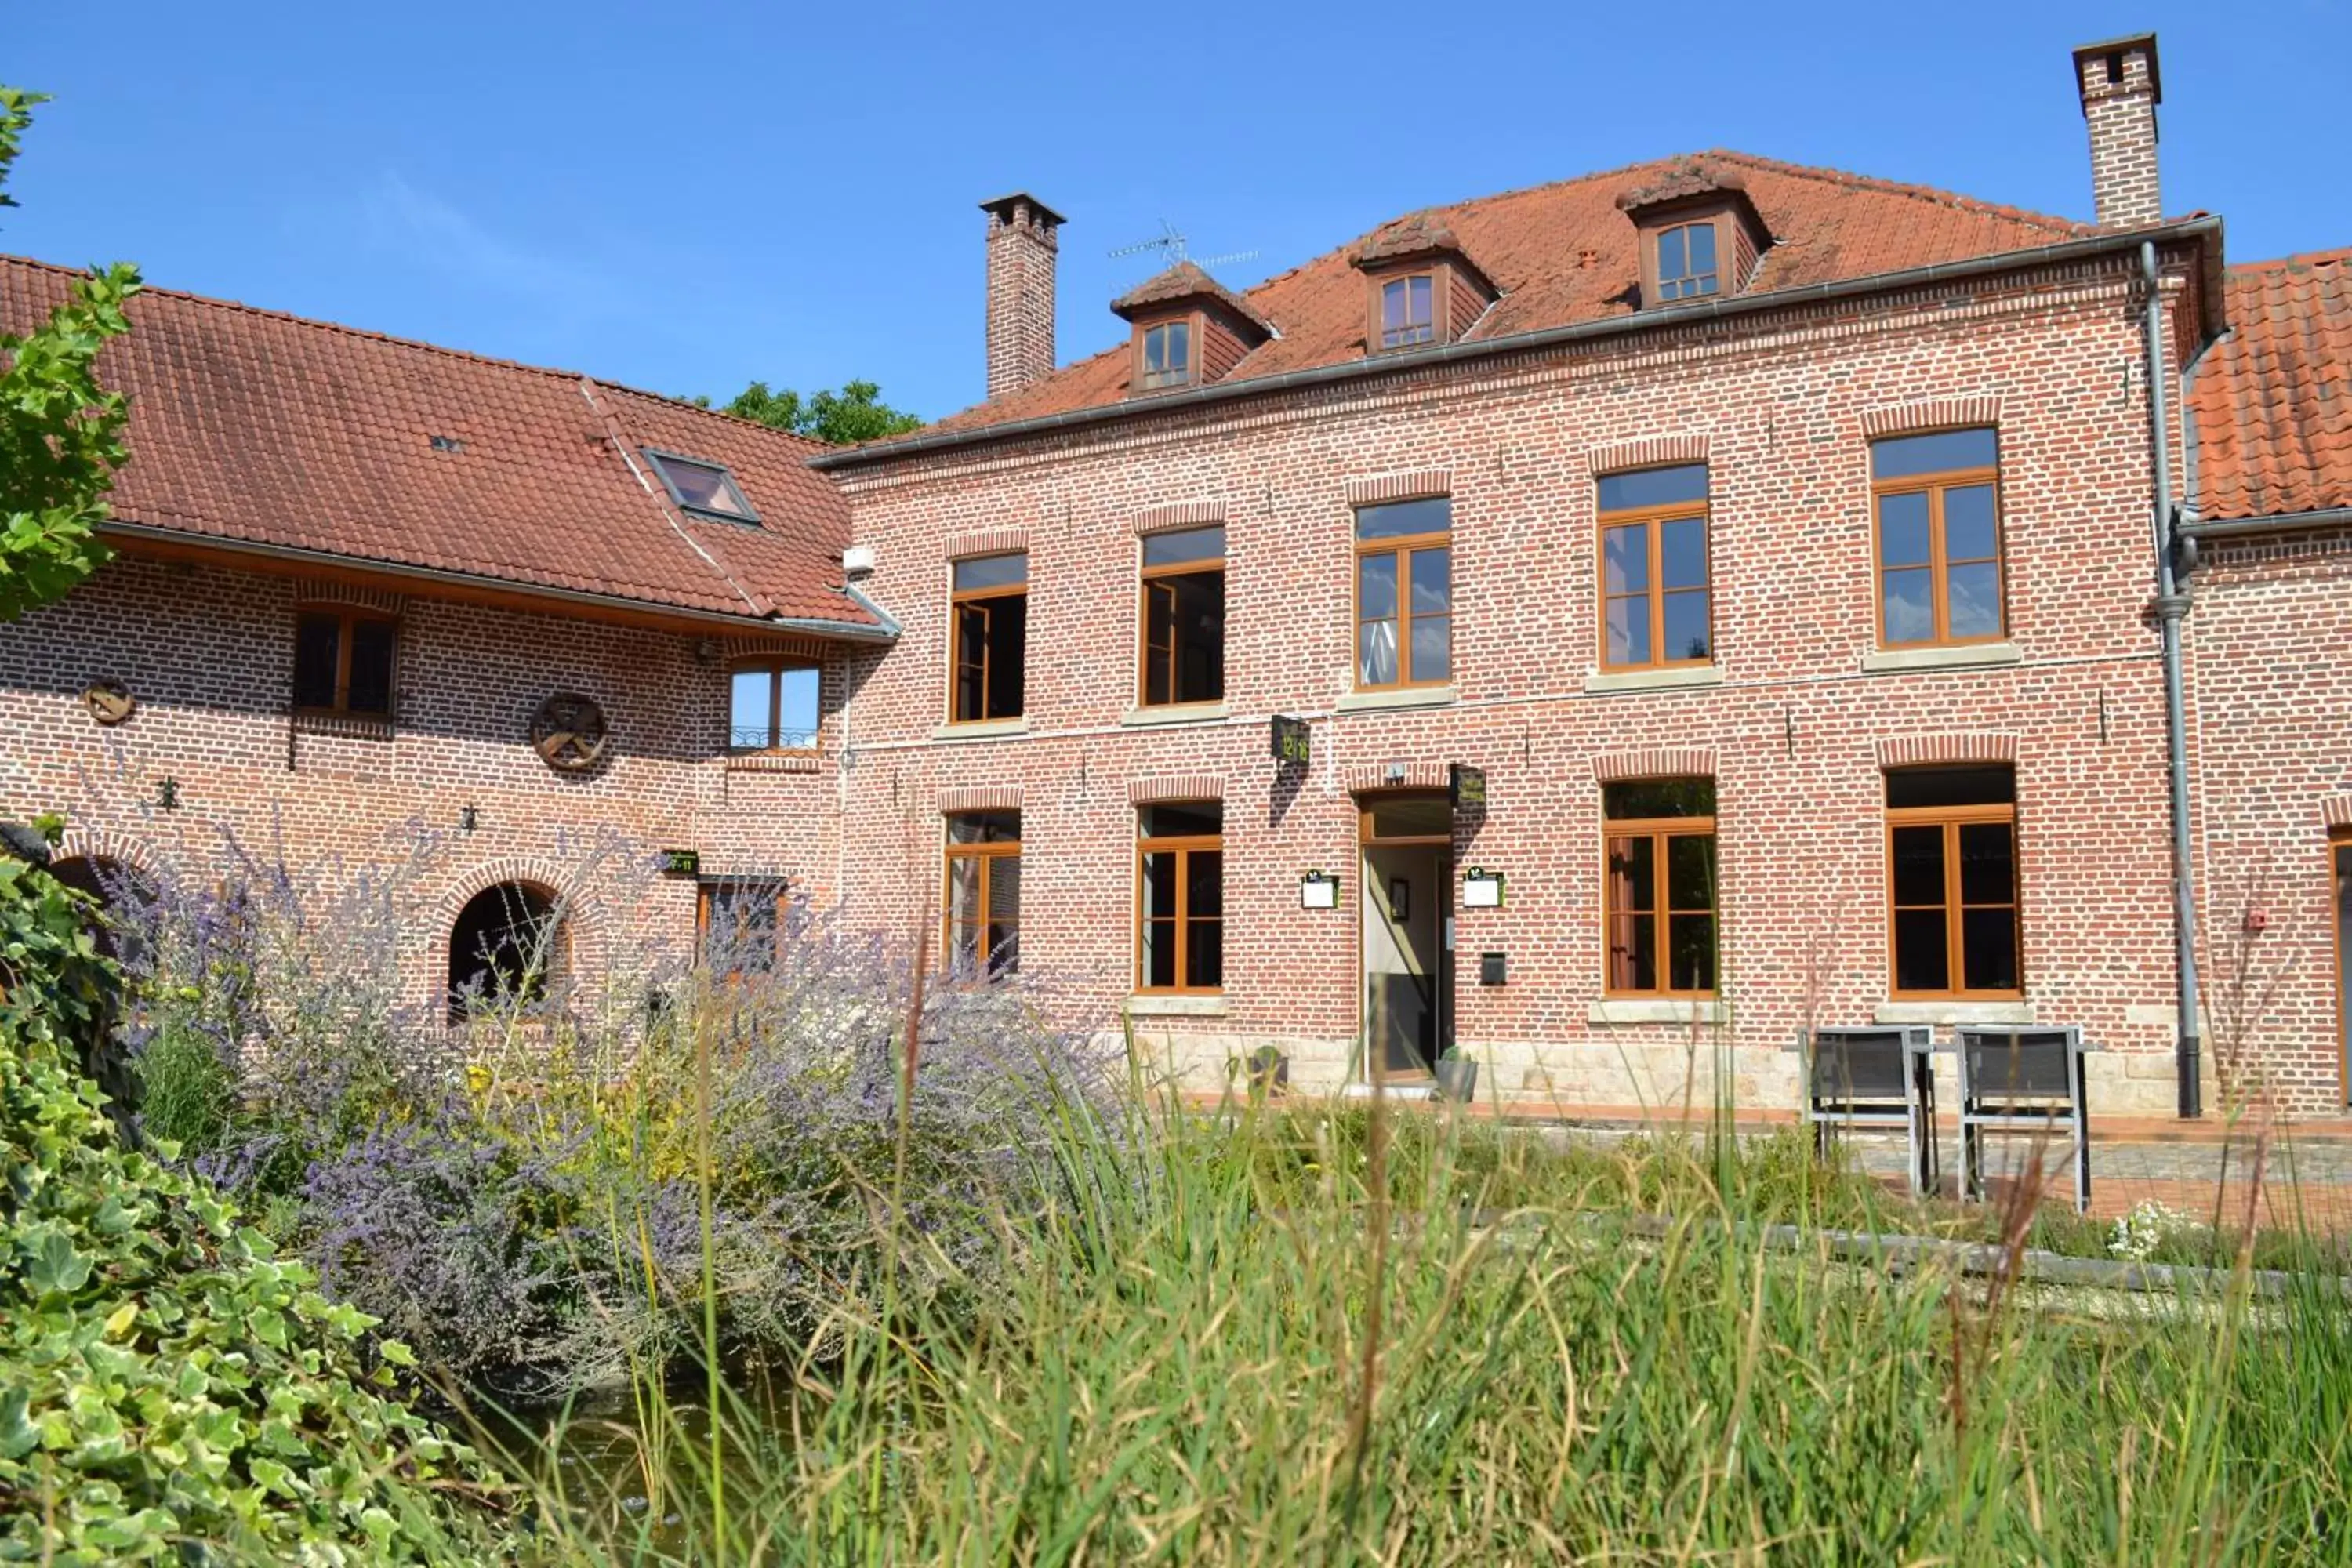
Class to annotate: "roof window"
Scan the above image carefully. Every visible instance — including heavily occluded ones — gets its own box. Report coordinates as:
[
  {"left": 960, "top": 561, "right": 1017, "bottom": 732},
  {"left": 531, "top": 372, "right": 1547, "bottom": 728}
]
[{"left": 644, "top": 448, "right": 759, "bottom": 524}]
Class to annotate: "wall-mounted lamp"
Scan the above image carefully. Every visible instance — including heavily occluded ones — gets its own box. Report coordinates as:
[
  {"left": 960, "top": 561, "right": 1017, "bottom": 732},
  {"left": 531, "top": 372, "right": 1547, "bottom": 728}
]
[
  {"left": 1383, "top": 760, "right": 1407, "bottom": 785},
  {"left": 459, "top": 804, "right": 480, "bottom": 833},
  {"left": 154, "top": 776, "right": 180, "bottom": 811},
  {"left": 693, "top": 639, "right": 718, "bottom": 666}
]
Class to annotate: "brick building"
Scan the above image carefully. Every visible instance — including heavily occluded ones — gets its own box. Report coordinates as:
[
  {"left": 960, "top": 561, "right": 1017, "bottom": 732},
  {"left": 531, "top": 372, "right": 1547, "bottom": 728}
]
[{"left": 5, "top": 33, "right": 2350, "bottom": 1113}]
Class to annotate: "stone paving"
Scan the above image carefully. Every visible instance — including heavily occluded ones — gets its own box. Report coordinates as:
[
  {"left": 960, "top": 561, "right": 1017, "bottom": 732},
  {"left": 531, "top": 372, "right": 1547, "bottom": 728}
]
[{"left": 1533, "top": 1116, "right": 2352, "bottom": 1228}]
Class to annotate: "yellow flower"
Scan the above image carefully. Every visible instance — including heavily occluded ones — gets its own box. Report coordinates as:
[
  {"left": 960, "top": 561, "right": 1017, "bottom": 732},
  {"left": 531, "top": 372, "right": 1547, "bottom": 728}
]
[{"left": 464, "top": 1063, "right": 492, "bottom": 1096}]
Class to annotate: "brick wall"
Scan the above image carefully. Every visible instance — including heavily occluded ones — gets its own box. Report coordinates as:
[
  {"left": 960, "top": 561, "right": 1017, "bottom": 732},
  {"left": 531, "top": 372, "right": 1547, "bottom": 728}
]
[
  {"left": 0, "top": 555, "right": 846, "bottom": 1013},
  {"left": 2183, "top": 528, "right": 2352, "bottom": 1113},
  {"left": 832, "top": 251, "right": 2209, "bottom": 1113}
]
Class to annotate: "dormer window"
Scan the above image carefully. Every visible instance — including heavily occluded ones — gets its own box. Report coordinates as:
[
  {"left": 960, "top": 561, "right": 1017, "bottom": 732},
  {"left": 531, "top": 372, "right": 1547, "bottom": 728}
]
[
  {"left": 1379, "top": 275, "right": 1436, "bottom": 348},
  {"left": 1616, "top": 162, "right": 1771, "bottom": 310},
  {"left": 1351, "top": 212, "right": 1495, "bottom": 357},
  {"left": 644, "top": 448, "right": 759, "bottom": 524},
  {"left": 1141, "top": 321, "right": 1192, "bottom": 390},
  {"left": 1113, "top": 262, "right": 1272, "bottom": 397},
  {"left": 1656, "top": 222, "right": 1719, "bottom": 300}
]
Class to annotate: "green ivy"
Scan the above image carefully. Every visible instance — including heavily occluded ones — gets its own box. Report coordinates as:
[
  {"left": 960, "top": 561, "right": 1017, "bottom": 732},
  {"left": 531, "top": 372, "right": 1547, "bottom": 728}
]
[
  {"left": 0, "top": 86, "right": 139, "bottom": 623},
  {"left": 0, "top": 835, "right": 524, "bottom": 1563}
]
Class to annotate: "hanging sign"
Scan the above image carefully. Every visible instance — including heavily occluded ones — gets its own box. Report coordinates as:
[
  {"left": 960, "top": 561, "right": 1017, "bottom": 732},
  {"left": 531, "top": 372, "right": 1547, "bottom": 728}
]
[
  {"left": 1461, "top": 866, "right": 1505, "bottom": 908},
  {"left": 1450, "top": 763, "right": 1488, "bottom": 810},
  {"left": 661, "top": 848, "right": 702, "bottom": 877},
  {"left": 1272, "top": 714, "right": 1312, "bottom": 767}
]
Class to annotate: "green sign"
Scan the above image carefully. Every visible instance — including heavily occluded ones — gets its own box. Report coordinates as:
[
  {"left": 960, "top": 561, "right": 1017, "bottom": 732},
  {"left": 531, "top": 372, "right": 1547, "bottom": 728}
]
[
  {"left": 661, "top": 848, "right": 701, "bottom": 877},
  {"left": 1450, "top": 763, "right": 1487, "bottom": 810},
  {"left": 1462, "top": 866, "right": 1504, "bottom": 908},
  {"left": 1272, "top": 714, "right": 1312, "bottom": 767}
]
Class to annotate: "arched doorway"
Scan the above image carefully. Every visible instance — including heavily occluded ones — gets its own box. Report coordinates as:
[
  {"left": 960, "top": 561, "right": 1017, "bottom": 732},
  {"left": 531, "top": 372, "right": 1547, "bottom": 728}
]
[
  {"left": 46, "top": 854, "right": 161, "bottom": 1126},
  {"left": 49, "top": 854, "right": 159, "bottom": 970},
  {"left": 445, "top": 880, "right": 561, "bottom": 1024}
]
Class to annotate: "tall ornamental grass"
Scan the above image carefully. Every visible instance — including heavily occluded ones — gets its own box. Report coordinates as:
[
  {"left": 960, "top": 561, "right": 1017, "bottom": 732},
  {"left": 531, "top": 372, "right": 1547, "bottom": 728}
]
[{"left": 493, "top": 1083, "right": 2352, "bottom": 1566}]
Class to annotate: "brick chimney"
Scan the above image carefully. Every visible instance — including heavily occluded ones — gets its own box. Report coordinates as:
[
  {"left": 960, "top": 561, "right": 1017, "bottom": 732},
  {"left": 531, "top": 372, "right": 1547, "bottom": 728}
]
[
  {"left": 979, "top": 193, "right": 1064, "bottom": 401},
  {"left": 2074, "top": 34, "right": 2162, "bottom": 227}
]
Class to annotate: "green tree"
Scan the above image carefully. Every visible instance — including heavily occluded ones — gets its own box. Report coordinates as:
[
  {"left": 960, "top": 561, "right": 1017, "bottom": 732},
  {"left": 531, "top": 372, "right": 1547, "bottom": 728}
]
[
  {"left": 0, "top": 88, "right": 140, "bottom": 622},
  {"left": 697, "top": 377, "right": 924, "bottom": 445}
]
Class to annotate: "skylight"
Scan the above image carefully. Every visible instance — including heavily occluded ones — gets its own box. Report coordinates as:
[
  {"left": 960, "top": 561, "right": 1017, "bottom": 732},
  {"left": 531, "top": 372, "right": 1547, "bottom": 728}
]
[{"left": 644, "top": 448, "right": 759, "bottom": 524}]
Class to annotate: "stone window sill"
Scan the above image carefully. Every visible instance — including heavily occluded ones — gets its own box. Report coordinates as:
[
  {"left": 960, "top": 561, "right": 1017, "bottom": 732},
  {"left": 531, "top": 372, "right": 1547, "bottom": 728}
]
[
  {"left": 1588, "top": 997, "right": 1728, "bottom": 1026},
  {"left": 1875, "top": 999, "right": 2035, "bottom": 1026},
  {"left": 724, "top": 750, "right": 820, "bottom": 774},
  {"left": 1859, "top": 641, "right": 2020, "bottom": 675},
  {"left": 928, "top": 717, "right": 1032, "bottom": 743},
  {"left": 1334, "top": 684, "right": 1455, "bottom": 715},
  {"left": 1581, "top": 665, "right": 1724, "bottom": 695},
  {"left": 1120, "top": 702, "right": 1228, "bottom": 728},
  {"left": 1125, "top": 993, "right": 1230, "bottom": 1018}
]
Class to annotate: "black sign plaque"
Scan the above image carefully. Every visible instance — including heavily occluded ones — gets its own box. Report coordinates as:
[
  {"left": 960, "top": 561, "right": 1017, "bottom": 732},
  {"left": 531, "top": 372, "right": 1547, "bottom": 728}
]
[
  {"left": 661, "top": 848, "right": 701, "bottom": 877},
  {"left": 1271, "top": 714, "right": 1312, "bottom": 767},
  {"left": 1450, "top": 762, "right": 1487, "bottom": 810}
]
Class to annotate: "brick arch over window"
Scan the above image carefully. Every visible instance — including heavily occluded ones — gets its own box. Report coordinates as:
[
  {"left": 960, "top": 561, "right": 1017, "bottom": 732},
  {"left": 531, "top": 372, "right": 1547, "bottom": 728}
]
[
  {"left": 1860, "top": 395, "right": 2005, "bottom": 441},
  {"left": 1339, "top": 760, "right": 1450, "bottom": 793},
  {"left": 290, "top": 578, "right": 405, "bottom": 615},
  {"left": 1590, "top": 747, "right": 1717, "bottom": 782},
  {"left": 50, "top": 827, "right": 180, "bottom": 886},
  {"left": 426, "top": 856, "right": 609, "bottom": 1007},
  {"left": 1875, "top": 733, "right": 2018, "bottom": 769},
  {"left": 2321, "top": 795, "right": 2352, "bottom": 831}
]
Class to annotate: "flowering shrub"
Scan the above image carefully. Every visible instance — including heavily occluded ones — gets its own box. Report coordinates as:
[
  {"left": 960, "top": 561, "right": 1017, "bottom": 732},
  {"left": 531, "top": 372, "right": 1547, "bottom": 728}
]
[{"left": 110, "top": 829, "right": 1126, "bottom": 1399}]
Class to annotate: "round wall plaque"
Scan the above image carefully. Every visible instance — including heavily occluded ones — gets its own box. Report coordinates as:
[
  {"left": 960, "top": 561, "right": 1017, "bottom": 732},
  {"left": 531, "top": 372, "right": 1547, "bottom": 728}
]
[
  {"left": 528, "top": 692, "right": 611, "bottom": 773},
  {"left": 83, "top": 677, "right": 136, "bottom": 726}
]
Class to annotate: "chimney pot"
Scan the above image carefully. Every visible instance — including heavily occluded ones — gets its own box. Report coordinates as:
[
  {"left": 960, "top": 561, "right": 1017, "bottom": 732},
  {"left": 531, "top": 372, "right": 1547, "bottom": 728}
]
[
  {"left": 2073, "top": 33, "right": 2163, "bottom": 227},
  {"left": 979, "top": 192, "right": 1065, "bottom": 401}
]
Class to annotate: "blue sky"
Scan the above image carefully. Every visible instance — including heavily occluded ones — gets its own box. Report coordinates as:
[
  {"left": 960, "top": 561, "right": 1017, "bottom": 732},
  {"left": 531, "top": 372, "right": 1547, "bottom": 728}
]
[{"left": 8, "top": 2, "right": 2345, "bottom": 423}]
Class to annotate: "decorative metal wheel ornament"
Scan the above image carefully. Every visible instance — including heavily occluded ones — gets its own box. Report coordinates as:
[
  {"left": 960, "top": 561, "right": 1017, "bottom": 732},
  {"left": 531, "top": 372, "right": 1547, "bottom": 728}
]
[
  {"left": 83, "top": 677, "right": 136, "bottom": 726},
  {"left": 528, "top": 691, "right": 611, "bottom": 773}
]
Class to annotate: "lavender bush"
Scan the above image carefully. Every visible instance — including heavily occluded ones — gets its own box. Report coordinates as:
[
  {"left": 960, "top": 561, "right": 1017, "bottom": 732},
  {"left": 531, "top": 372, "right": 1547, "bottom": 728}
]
[{"left": 109, "top": 825, "right": 1127, "bottom": 1399}]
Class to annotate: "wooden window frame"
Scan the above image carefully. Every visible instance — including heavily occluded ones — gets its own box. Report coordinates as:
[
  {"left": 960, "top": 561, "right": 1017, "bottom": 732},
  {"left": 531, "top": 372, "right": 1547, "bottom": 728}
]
[
  {"left": 726, "top": 659, "right": 820, "bottom": 754},
  {"left": 942, "top": 817, "right": 1022, "bottom": 982},
  {"left": 1885, "top": 792, "right": 2023, "bottom": 1001},
  {"left": 1871, "top": 435, "right": 2006, "bottom": 650},
  {"left": 1602, "top": 784, "right": 1718, "bottom": 999},
  {"left": 696, "top": 877, "right": 789, "bottom": 976},
  {"left": 1134, "top": 804, "right": 1223, "bottom": 996},
  {"left": 1653, "top": 220, "right": 1722, "bottom": 302},
  {"left": 1596, "top": 470, "right": 1713, "bottom": 672},
  {"left": 1373, "top": 271, "right": 1439, "bottom": 351},
  {"left": 1138, "top": 318, "right": 1196, "bottom": 391},
  {"left": 947, "top": 554, "right": 1028, "bottom": 725},
  {"left": 1352, "top": 505, "right": 1453, "bottom": 692},
  {"left": 1136, "top": 528, "right": 1226, "bottom": 708},
  {"left": 292, "top": 608, "right": 398, "bottom": 720}
]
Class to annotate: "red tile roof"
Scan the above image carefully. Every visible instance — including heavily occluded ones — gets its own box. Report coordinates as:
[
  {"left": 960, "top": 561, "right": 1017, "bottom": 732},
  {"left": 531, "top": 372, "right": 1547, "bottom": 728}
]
[
  {"left": 1110, "top": 260, "right": 1272, "bottom": 334},
  {"left": 919, "top": 151, "right": 2092, "bottom": 441},
  {"left": 2189, "top": 248, "right": 2352, "bottom": 520},
  {"left": 0, "top": 255, "right": 877, "bottom": 630}
]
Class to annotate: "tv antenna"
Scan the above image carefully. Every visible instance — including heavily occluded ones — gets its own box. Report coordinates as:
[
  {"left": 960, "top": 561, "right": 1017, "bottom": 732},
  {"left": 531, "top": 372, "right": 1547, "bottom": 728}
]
[{"left": 1107, "top": 218, "right": 1258, "bottom": 274}]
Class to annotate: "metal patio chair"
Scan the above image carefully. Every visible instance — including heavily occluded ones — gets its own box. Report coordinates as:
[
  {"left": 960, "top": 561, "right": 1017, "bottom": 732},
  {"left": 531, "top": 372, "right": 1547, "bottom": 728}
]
[
  {"left": 1798, "top": 1025, "right": 1939, "bottom": 1197},
  {"left": 1955, "top": 1025, "right": 2094, "bottom": 1214}
]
